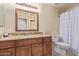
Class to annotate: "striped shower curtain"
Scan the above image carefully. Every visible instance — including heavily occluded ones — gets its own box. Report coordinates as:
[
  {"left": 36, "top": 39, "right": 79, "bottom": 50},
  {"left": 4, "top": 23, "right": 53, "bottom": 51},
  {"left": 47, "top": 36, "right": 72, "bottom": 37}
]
[{"left": 59, "top": 7, "right": 79, "bottom": 52}]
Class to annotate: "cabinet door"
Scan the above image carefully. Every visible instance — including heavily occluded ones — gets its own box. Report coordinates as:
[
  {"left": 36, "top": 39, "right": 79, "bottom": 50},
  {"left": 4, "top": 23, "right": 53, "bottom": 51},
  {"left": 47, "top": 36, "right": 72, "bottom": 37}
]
[
  {"left": 16, "top": 45, "right": 31, "bottom": 56},
  {"left": 43, "top": 42, "right": 52, "bottom": 56},
  {"left": 32, "top": 43, "right": 42, "bottom": 56},
  {"left": 0, "top": 48, "right": 15, "bottom": 56}
]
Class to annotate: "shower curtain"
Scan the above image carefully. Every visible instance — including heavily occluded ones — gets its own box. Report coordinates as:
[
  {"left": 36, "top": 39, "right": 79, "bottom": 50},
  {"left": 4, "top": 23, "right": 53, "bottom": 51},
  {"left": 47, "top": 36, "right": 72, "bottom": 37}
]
[{"left": 60, "top": 7, "right": 79, "bottom": 52}]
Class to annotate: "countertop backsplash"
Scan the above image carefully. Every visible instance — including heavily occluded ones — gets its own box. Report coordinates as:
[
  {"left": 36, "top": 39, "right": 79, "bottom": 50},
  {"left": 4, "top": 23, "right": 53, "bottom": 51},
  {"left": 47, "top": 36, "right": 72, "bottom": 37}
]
[{"left": 8, "top": 31, "right": 43, "bottom": 36}]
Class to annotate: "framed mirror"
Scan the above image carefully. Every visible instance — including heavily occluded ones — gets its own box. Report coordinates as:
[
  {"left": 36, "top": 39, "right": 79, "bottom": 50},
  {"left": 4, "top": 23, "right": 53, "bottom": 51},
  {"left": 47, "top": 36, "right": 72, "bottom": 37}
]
[{"left": 15, "top": 9, "right": 39, "bottom": 31}]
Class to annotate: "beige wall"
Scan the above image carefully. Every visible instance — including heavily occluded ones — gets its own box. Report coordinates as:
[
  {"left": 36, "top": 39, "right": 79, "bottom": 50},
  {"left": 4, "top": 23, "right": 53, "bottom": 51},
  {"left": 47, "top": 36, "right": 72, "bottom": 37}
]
[
  {"left": 0, "top": 3, "right": 60, "bottom": 36},
  {"left": 39, "top": 4, "right": 60, "bottom": 35}
]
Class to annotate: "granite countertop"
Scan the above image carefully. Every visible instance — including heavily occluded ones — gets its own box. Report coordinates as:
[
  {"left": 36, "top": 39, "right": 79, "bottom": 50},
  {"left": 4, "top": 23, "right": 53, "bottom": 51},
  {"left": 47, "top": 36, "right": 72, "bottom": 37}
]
[{"left": 0, "top": 34, "right": 51, "bottom": 41}]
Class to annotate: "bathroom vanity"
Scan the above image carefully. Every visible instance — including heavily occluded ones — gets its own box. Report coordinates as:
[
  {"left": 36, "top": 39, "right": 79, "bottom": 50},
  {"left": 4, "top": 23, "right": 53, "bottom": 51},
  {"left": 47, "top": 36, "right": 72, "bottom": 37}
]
[
  {"left": 0, "top": 4, "right": 53, "bottom": 56},
  {"left": 0, "top": 35, "right": 53, "bottom": 56}
]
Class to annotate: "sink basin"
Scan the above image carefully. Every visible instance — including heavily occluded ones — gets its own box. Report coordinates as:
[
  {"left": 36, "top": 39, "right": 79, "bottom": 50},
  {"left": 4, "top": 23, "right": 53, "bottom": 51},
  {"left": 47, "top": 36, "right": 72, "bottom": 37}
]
[{"left": 54, "top": 41, "right": 70, "bottom": 50}]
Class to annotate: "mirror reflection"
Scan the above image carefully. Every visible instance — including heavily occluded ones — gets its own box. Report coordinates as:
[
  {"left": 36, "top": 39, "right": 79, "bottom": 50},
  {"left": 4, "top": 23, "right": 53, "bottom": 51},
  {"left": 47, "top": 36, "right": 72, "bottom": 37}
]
[
  {"left": 0, "top": 3, "right": 39, "bottom": 35},
  {"left": 16, "top": 9, "right": 38, "bottom": 31}
]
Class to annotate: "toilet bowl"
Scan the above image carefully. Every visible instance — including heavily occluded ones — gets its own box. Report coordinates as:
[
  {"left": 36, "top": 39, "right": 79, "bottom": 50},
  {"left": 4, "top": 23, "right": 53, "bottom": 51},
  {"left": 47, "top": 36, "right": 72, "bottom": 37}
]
[
  {"left": 52, "top": 36, "right": 70, "bottom": 55},
  {"left": 53, "top": 41, "right": 70, "bottom": 55},
  {"left": 54, "top": 41, "right": 70, "bottom": 50},
  {"left": 52, "top": 36, "right": 70, "bottom": 50}
]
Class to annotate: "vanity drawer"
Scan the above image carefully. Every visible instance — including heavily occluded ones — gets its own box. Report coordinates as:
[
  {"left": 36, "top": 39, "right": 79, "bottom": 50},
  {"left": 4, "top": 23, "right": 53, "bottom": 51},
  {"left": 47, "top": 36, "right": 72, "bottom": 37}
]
[
  {"left": 43, "top": 36, "right": 52, "bottom": 42},
  {"left": 0, "top": 41, "right": 15, "bottom": 49},
  {"left": 16, "top": 38, "right": 43, "bottom": 46},
  {"left": 0, "top": 48, "right": 15, "bottom": 56}
]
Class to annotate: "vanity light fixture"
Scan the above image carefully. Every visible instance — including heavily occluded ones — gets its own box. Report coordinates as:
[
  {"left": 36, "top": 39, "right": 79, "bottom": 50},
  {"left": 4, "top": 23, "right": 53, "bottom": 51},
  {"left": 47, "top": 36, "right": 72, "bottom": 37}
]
[{"left": 16, "top": 3, "right": 38, "bottom": 9}]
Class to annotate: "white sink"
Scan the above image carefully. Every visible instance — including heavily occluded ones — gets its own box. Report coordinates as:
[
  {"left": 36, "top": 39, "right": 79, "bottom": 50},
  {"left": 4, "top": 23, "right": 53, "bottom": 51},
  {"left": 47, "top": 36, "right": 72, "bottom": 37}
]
[{"left": 54, "top": 41, "right": 70, "bottom": 50}]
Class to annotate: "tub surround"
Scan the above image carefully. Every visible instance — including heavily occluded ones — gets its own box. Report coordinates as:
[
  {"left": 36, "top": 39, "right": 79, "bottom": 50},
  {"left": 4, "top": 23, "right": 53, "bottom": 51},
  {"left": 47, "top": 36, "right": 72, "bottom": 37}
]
[{"left": 0, "top": 34, "right": 53, "bottom": 56}]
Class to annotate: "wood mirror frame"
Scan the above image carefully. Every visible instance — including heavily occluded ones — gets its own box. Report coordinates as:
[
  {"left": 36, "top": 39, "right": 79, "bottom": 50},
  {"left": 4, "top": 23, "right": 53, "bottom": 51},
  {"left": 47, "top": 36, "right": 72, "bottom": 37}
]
[{"left": 15, "top": 8, "right": 39, "bottom": 31}]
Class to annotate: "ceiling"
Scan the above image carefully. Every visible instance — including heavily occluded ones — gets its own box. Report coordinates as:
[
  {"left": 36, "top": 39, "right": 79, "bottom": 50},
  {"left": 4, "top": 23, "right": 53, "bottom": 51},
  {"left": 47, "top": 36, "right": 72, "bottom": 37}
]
[
  {"left": 52, "top": 3, "right": 78, "bottom": 8},
  {"left": 51, "top": 3, "right": 79, "bottom": 13}
]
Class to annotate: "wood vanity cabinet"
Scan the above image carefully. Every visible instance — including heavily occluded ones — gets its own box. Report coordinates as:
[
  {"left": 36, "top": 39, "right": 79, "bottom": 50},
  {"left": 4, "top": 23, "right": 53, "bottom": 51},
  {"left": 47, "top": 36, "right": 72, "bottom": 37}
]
[
  {"left": 16, "top": 45, "right": 31, "bottom": 56},
  {"left": 15, "top": 38, "right": 43, "bottom": 56},
  {"left": 32, "top": 43, "right": 42, "bottom": 56},
  {"left": 43, "top": 42, "right": 52, "bottom": 56},
  {"left": 43, "top": 37, "right": 52, "bottom": 56},
  {"left": 0, "top": 41, "right": 15, "bottom": 56},
  {"left": 0, "top": 48, "right": 15, "bottom": 56},
  {"left": 0, "top": 36, "right": 52, "bottom": 56}
]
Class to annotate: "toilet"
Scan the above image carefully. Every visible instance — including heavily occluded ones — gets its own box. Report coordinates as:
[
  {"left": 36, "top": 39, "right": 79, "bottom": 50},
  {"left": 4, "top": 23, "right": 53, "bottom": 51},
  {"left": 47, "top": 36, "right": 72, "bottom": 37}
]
[{"left": 52, "top": 36, "right": 70, "bottom": 56}]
